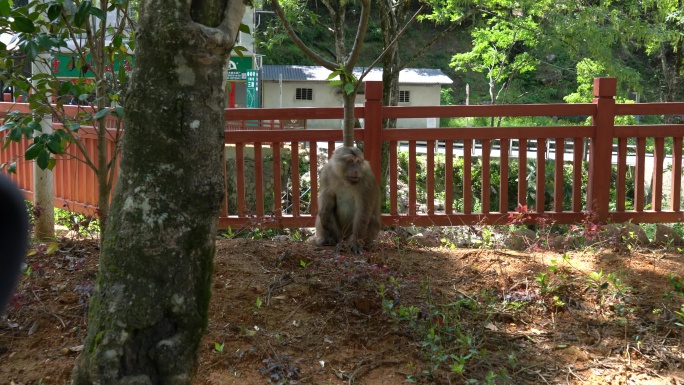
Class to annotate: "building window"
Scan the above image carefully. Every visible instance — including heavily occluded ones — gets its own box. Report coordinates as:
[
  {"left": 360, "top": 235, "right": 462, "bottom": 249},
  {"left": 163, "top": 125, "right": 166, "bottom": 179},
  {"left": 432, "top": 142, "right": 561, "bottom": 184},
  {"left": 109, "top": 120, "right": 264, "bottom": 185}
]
[
  {"left": 399, "top": 90, "right": 410, "bottom": 103},
  {"left": 296, "top": 88, "right": 313, "bottom": 101}
]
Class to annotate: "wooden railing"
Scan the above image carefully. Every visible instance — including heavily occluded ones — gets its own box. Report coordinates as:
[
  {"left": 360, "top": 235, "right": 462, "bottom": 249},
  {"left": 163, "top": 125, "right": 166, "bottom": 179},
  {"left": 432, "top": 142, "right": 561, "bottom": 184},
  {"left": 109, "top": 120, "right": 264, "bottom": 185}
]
[{"left": 2, "top": 78, "right": 684, "bottom": 230}]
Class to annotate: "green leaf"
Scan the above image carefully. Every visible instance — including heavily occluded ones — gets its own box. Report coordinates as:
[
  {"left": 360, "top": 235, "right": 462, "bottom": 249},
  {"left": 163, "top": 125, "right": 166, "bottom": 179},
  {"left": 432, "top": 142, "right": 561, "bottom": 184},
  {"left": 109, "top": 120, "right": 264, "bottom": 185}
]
[
  {"left": 74, "top": 0, "right": 93, "bottom": 27},
  {"left": 112, "top": 106, "right": 124, "bottom": 118},
  {"left": 343, "top": 82, "right": 354, "bottom": 95},
  {"left": 36, "top": 34, "right": 55, "bottom": 50},
  {"left": 9, "top": 127, "right": 22, "bottom": 142},
  {"left": 238, "top": 23, "right": 251, "bottom": 34},
  {"left": 233, "top": 45, "right": 247, "bottom": 57},
  {"left": 93, "top": 107, "right": 110, "bottom": 120},
  {"left": 46, "top": 158, "right": 56, "bottom": 171},
  {"left": 326, "top": 71, "right": 341, "bottom": 80},
  {"left": 59, "top": 81, "right": 73, "bottom": 95},
  {"left": 46, "top": 136, "right": 63, "bottom": 154},
  {"left": 47, "top": 3, "right": 61, "bottom": 22},
  {"left": 25, "top": 142, "right": 44, "bottom": 160},
  {"left": 117, "top": 65, "right": 126, "bottom": 84},
  {"left": 0, "top": 121, "right": 13, "bottom": 133},
  {"left": 7, "top": 161, "right": 17, "bottom": 174},
  {"left": 36, "top": 150, "right": 50, "bottom": 169},
  {"left": 67, "top": 122, "right": 80, "bottom": 131},
  {"left": 0, "top": 0, "right": 11, "bottom": 18},
  {"left": 54, "top": 129, "right": 70, "bottom": 141},
  {"left": 27, "top": 120, "right": 42, "bottom": 133},
  {"left": 112, "top": 34, "right": 123, "bottom": 49},
  {"left": 12, "top": 17, "right": 36, "bottom": 33},
  {"left": 23, "top": 40, "right": 39, "bottom": 61},
  {"left": 89, "top": 6, "right": 105, "bottom": 21},
  {"left": 328, "top": 80, "right": 343, "bottom": 86}
]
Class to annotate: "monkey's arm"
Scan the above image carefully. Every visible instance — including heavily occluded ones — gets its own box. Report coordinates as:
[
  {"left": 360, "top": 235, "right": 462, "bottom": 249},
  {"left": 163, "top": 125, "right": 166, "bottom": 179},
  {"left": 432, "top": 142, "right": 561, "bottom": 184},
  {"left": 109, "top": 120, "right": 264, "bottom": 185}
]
[
  {"left": 349, "top": 177, "right": 380, "bottom": 254},
  {"left": 315, "top": 170, "right": 343, "bottom": 245}
]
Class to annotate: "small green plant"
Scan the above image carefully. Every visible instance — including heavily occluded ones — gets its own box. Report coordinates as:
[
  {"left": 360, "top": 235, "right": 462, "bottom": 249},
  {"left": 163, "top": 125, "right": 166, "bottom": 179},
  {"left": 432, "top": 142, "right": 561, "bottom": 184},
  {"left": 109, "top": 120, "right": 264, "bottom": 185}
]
[
  {"left": 299, "top": 260, "right": 312, "bottom": 269},
  {"left": 668, "top": 274, "right": 684, "bottom": 296},
  {"left": 471, "top": 225, "right": 495, "bottom": 248},
  {"left": 214, "top": 342, "right": 225, "bottom": 353},
  {"left": 674, "top": 304, "right": 684, "bottom": 327},
  {"left": 552, "top": 295, "right": 565, "bottom": 308},
  {"left": 449, "top": 352, "right": 469, "bottom": 375},
  {"left": 55, "top": 207, "right": 100, "bottom": 238},
  {"left": 290, "top": 229, "right": 303, "bottom": 241},
  {"left": 220, "top": 227, "right": 235, "bottom": 239},
  {"left": 547, "top": 255, "right": 571, "bottom": 279},
  {"left": 255, "top": 297, "right": 263, "bottom": 309},
  {"left": 535, "top": 272, "right": 550, "bottom": 293},
  {"left": 587, "top": 269, "right": 609, "bottom": 292}
]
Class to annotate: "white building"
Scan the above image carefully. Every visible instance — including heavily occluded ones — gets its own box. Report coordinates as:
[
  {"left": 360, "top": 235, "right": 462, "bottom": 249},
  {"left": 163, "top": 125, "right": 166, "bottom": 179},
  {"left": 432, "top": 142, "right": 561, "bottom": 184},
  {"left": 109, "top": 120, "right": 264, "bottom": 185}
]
[{"left": 260, "top": 65, "right": 453, "bottom": 129}]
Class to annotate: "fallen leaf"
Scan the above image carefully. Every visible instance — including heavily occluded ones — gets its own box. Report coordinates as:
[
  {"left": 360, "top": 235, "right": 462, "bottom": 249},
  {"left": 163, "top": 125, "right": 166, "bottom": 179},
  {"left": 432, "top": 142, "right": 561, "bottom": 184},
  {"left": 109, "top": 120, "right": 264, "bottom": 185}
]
[
  {"left": 28, "top": 321, "right": 39, "bottom": 336},
  {"left": 47, "top": 242, "right": 59, "bottom": 255},
  {"left": 485, "top": 323, "right": 498, "bottom": 331}
]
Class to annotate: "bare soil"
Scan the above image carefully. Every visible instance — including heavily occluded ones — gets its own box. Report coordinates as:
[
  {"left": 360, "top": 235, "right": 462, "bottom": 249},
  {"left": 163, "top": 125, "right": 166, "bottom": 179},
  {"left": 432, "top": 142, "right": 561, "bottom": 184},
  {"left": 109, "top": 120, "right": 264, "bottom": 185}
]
[{"left": 2, "top": 233, "right": 684, "bottom": 384}]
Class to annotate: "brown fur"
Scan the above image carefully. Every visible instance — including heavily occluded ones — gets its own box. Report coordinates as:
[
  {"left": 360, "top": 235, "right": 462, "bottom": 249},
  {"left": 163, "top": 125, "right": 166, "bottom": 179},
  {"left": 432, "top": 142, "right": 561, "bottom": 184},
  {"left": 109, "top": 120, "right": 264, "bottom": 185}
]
[{"left": 315, "top": 146, "right": 381, "bottom": 254}]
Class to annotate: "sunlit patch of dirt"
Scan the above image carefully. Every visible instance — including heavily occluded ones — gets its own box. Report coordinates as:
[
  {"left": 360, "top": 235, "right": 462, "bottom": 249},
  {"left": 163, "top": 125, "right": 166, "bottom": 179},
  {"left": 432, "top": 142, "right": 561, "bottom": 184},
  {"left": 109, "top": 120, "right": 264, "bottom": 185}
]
[{"left": 1, "top": 236, "right": 683, "bottom": 384}]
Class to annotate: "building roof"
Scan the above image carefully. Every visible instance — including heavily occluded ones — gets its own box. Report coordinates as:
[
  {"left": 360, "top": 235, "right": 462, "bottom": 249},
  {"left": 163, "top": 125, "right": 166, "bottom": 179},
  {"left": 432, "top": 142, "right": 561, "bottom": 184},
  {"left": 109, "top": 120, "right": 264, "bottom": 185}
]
[{"left": 262, "top": 65, "right": 453, "bottom": 85}]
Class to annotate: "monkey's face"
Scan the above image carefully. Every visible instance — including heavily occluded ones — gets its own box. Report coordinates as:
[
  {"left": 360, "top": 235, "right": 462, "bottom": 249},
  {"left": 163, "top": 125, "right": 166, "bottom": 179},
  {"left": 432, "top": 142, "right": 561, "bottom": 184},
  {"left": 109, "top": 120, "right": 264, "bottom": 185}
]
[
  {"left": 344, "top": 156, "right": 363, "bottom": 184},
  {"left": 332, "top": 147, "right": 366, "bottom": 185}
]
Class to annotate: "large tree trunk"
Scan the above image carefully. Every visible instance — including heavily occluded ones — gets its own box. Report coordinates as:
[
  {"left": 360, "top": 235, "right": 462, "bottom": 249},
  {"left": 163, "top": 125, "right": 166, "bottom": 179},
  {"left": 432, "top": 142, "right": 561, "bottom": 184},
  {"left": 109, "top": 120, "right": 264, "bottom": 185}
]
[{"left": 71, "top": 0, "right": 244, "bottom": 383}]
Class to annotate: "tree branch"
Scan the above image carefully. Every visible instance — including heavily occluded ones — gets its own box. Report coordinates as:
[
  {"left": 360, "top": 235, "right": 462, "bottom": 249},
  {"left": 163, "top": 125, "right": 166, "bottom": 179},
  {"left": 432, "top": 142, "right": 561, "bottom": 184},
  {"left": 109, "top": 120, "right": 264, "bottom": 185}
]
[
  {"left": 344, "top": 0, "right": 370, "bottom": 73},
  {"left": 395, "top": 8, "right": 477, "bottom": 74},
  {"left": 357, "top": 4, "right": 424, "bottom": 85},
  {"left": 270, "top": 0, "right": 337, "bottom": 70}
]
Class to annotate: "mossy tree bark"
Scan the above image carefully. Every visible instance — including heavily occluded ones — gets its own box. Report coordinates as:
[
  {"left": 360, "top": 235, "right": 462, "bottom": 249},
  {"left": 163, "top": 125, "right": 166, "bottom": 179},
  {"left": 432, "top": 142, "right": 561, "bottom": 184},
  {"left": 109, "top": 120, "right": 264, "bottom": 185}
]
[{"left": 71, "top": 0, "right": 244, "bottom": 383}]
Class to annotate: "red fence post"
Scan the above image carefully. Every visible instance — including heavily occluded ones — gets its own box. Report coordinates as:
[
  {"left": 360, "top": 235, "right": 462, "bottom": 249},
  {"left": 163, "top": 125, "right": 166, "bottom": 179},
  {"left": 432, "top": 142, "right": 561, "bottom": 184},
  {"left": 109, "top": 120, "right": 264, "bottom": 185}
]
[
  {"left": 588, "top": 77, "right": 616, "bottom": 221},
  {"left": 364, "top": 81, "right": 383, "bottom": 185}
]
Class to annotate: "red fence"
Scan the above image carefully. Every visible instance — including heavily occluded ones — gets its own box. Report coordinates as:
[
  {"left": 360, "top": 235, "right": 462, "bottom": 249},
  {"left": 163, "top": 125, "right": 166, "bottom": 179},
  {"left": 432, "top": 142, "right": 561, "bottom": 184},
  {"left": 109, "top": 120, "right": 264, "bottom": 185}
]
[{"left": 2, "top": 78, "right": 684, "bottom": 230}]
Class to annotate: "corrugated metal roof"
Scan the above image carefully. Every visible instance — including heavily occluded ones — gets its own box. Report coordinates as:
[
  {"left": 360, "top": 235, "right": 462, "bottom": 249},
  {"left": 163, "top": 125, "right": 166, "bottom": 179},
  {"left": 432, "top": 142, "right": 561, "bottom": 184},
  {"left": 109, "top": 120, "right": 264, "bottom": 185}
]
[{"left": 262, "top": 65, "right": 453, "bottom": 85}]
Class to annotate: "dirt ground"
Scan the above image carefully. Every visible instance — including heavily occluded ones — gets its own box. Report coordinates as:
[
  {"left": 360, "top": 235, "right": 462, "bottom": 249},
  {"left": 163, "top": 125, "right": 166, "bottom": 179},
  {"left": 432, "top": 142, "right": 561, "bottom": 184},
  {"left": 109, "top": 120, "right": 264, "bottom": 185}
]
[{"left": 2, "top": 231, "right": 684, "bottom": 384}]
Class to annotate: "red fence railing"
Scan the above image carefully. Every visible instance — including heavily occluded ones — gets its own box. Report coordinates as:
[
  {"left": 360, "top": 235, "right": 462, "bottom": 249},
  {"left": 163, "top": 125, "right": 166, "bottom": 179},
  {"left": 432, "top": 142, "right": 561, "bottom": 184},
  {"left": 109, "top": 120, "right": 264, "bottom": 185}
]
[{"left": 2, "top": 78, "right": 684, "bottom": 230}]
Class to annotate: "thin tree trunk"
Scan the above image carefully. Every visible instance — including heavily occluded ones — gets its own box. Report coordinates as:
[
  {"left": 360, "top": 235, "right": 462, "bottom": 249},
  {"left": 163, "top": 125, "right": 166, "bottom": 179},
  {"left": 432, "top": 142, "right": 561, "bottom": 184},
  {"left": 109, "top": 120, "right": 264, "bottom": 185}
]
[
  {"left": 96, "top": 88, "right": 110, "bottom": 237},
  {"left": 71, "top": 0, "right": 244, "bottom": 382},
  {"left": 342, "top": 91, "right": 357, "bottom": 147},
  {"left": 378, "top": 0, "right": 407, "bottom": 204}
]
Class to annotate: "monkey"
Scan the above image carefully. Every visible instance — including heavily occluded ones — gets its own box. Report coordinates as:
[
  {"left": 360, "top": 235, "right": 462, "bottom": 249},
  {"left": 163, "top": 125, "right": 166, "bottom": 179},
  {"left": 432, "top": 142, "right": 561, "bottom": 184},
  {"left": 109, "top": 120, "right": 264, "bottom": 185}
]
[{"left": 315, "top": 146, "right": 381, "bottom": 254}]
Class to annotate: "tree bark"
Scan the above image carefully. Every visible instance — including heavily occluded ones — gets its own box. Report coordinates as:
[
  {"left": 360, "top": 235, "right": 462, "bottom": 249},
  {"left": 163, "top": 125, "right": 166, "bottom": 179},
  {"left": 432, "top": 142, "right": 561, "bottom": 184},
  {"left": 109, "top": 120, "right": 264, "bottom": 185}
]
[
  {"left": 378, "top": 0, "right": 408, "bottom": 204},
  {"left": 342, "top": 91, "right": 357, "bottom": 147},
  {"left": 71, "top": 0, "right": 244, "bottom": 383}
]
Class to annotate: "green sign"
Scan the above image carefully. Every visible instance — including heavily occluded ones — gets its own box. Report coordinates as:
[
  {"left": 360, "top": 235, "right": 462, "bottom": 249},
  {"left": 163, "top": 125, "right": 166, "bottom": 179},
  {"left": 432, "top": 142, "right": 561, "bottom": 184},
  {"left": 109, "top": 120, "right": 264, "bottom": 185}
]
[
  {"left": 51, "top": 53, "right": 134, "bottom": 78},
  {"left": 227, "top": 57, "right": 253, "bottom": 81},
  {"left": 246, "top": 69, "right": 259, "bottom": 108}
]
